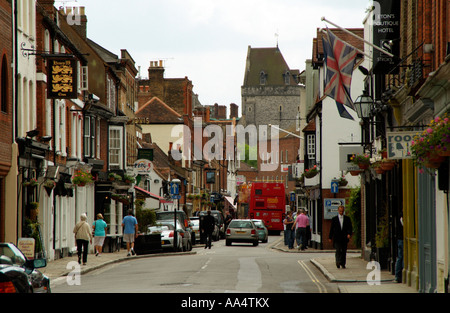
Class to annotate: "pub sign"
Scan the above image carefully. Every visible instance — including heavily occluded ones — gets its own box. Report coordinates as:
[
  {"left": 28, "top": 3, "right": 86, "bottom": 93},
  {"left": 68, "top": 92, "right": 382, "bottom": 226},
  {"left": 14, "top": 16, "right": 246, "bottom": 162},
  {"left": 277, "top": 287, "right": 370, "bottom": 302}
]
[{"left": 47, "top": 57, "right": 78, "bottom": 99}]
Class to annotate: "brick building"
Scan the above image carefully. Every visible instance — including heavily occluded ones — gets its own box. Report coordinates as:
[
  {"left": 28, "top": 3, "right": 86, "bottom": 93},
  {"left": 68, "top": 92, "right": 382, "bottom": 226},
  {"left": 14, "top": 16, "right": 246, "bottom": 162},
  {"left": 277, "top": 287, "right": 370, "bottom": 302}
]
[
  {"left": 137, "top": 60, "right": 194, "bottom": 116},
  {"left": 0, "top": 0, "right": 12, "bottom": 242}
]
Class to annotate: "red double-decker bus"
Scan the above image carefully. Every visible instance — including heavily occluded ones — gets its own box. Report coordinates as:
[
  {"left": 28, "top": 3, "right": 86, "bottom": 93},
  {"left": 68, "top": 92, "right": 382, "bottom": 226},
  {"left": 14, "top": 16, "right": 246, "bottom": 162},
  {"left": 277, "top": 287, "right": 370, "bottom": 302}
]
[{"left": 247, "top": 182, "right": 286, "bottom": 234}]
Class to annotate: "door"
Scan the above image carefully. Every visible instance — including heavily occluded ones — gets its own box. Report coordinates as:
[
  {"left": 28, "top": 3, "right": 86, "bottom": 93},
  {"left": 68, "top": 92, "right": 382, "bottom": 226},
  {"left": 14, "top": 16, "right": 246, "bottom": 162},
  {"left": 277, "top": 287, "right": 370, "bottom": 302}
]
[{"left": 418, "top": 171, "right": 437, "bottom": 293}]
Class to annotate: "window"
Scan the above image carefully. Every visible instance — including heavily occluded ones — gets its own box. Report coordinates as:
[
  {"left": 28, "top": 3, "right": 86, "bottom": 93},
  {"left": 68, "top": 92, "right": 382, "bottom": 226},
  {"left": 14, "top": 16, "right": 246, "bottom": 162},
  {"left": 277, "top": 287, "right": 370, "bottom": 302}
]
[
  {"left": 260, "top": 71, "right": 266, "bottom": 85},
  {"left": 1, "top": 55, "right": 8, "bottom": 113},
  {"left": 109, "top": 126, "right": 123, "bottom": 169},
  {"left": 84, "top": 116, "right": 96, "bottom": 157},
  {"left": 307, "top": 134, "right": 316, "bottom": 159},
  {"left": 284, "top": 71, "right": 290, "bottom": 85},
  {"left": 80, "top": 66, "right": 88, "bottom": 91}
]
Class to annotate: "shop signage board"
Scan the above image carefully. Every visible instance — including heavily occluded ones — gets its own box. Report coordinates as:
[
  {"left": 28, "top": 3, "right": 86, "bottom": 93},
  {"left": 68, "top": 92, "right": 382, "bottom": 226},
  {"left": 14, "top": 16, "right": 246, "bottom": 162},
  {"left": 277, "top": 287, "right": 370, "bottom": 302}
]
[{"left": 386, "top": 131, "right": 416, "bottom": 159}]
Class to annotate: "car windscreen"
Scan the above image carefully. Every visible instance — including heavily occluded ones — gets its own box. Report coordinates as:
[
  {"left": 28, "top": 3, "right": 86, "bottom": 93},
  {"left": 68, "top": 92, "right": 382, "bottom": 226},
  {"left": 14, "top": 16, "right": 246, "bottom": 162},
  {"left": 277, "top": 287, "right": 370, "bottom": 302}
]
[{"left": 229, "top": 221, "right": 253, "bottom": 229}]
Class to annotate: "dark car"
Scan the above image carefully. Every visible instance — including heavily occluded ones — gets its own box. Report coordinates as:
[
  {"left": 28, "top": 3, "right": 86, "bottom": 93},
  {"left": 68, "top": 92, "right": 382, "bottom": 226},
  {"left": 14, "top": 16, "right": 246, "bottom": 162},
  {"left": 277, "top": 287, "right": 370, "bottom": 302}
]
[
  {"left": 0, "top": 243, "right": 50, "bottom": 293},
  {"left": 156, "top": 211, "right": 189, "bottom": 229}
]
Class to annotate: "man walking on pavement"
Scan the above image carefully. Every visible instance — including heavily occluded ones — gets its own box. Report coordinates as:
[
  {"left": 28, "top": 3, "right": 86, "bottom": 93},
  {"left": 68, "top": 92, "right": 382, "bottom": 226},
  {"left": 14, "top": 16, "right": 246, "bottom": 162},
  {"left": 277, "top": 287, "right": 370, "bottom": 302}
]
[
  {"left": 328, "top": 205, "right": 353, "bottom": 269},
  {"left": 201, "top": 210, "right": 216, "bottom": 249},
  {"left": 122, "top": 209, "right": 138, "bottom": 256}
]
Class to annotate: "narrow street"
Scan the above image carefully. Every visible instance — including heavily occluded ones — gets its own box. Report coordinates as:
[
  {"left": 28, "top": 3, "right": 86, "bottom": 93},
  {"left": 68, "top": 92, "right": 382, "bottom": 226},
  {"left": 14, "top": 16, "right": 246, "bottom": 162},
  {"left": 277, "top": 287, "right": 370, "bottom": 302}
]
[{"left": 52, "top": 236, "right": 339, "bottom": 294}]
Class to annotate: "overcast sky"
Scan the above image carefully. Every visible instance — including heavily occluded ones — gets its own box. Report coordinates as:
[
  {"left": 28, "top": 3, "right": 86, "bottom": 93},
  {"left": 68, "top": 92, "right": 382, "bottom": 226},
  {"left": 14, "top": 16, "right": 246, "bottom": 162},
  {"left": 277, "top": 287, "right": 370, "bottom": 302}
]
[{"left": 61, "top": 0, "right": 371, "bottom": 116}]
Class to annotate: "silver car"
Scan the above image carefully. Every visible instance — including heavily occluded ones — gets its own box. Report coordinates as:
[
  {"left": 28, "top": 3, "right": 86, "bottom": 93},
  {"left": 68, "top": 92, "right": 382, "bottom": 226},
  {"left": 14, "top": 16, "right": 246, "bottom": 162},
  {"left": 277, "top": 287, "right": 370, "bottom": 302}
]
[
  {"left": 225, "top": 219, "right": 259, "bottom": 246},
  {"left": 189, "top": 217, "right": 201, "bottom": 244}
]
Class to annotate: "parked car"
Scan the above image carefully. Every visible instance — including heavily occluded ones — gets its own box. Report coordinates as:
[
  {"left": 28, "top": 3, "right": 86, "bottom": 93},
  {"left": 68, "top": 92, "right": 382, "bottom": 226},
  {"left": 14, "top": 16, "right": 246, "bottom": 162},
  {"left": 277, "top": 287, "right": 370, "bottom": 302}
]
[
  {"left": 156, "top": 211, "right": 189, "bottom": 229},
  {"left": 225, "top": 219, "right": 259, "bottom": 247},
  {"left": 147, "top": 224, "right": 183, "bottom": 252},
  {"left": 155, "top": 220, "right": 193, "bottom": 252},
  {"left": 189, "top": 217, "right": 201, "bottom": 244},
  {"left": 0, "top": 243, "right": 50, "bottom": 293},
  {"left": 252, "top": 219, "right": 269, "bottom": 243}
]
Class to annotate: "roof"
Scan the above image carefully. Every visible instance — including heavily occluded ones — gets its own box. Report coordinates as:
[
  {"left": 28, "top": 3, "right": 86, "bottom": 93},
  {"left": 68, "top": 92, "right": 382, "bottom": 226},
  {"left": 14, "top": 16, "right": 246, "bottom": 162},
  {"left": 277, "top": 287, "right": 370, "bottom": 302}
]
[
  {"left": 243, "top": 46, "right": 299, "bottom": 87},
  {"left": 136, "top": 97, "right": 183, "bottom": 124}
]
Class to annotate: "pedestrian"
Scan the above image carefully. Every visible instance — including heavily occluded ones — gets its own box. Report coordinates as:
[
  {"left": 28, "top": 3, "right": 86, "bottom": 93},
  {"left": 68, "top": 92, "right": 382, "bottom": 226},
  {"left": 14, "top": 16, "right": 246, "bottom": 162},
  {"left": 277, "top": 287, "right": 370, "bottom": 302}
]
[
  {"left": 293, "top": 209, "right": 309, "bottom": 250},
  {"left": 73, "top": 213, "right": 92, "bottom": 265},
  {"left": 328, "top": 205, "right": 353, "bottom": 269},
  {"left": 201, "top": 210, "right": 215, "bottom": 249},
  {"left": 92, "top": 213, "right": 107, "bottom": 256},
  {"left": 283, "top": 211, "right": 295, "bottom": 249},
  {"left": 394, "top": 213, "right": 404, "bottom": 283},
  {"left": 122, "top": 209, "right": 138, "bottom": 256},
  {"left": 224, "top": 211, "right": 232, "bottom": 231}
]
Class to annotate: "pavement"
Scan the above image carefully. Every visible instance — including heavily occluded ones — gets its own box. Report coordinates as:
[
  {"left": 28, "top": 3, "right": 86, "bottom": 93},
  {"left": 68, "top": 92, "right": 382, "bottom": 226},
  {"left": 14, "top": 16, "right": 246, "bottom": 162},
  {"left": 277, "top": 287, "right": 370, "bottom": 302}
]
[{"left": 43, "top": 238, "right": 417, "bottom": 293}]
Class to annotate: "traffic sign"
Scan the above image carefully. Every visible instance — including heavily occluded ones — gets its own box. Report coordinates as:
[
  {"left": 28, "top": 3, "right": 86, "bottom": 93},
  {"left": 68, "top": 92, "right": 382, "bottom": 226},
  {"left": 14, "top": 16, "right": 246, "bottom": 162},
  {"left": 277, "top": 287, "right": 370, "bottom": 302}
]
[
  {"left": 172, "top": 195, "right": 181, "bottom": 200},
  {"left": 170, "top": 182, "right": 179, "bottom": 195},
  {"left": 331, "top": 181, "right": 339, "bottom": 194}
]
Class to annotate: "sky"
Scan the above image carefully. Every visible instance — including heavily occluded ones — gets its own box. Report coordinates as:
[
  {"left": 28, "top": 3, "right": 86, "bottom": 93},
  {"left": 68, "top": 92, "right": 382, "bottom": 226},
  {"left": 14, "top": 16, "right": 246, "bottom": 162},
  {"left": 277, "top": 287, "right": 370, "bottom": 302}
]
[{"left": 59, "top": 0, "right": 372, "bottom": 116}]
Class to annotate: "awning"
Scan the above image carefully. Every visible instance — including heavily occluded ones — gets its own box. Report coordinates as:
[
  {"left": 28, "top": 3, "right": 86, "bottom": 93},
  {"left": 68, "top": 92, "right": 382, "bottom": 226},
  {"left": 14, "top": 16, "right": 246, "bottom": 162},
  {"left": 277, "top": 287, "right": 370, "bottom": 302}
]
[
  {"left": 225, "top": 196, "right": 236, "bottom": 210},
  {"left": 134, "top": 186, "right": 165, "bottom": 201}
]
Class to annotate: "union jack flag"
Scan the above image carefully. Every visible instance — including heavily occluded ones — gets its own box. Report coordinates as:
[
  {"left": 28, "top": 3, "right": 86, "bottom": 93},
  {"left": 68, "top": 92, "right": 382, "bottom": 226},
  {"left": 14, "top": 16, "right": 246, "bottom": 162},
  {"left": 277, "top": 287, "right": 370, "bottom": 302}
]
[{"left": 322, "top": 28, "right": 358, "bottom": 120}]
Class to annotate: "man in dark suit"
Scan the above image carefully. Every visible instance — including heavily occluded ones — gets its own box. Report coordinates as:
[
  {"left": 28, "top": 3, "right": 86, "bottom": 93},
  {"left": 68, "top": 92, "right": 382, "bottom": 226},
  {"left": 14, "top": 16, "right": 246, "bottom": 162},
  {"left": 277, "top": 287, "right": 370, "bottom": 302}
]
[
  {"left": 328, "top": 205, "right": 353, "bottom": 268},
  {"left": 201, "top": 210, "right": 216, "bottom": 249}
]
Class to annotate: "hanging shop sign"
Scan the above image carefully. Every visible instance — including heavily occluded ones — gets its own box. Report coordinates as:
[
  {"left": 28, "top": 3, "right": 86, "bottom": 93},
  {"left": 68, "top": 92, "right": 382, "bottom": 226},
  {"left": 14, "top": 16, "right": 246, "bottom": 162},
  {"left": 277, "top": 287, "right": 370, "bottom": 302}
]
[
  {"left": 386, "top": 131, "right": 415, "bottom": 159},
  {"left": 47, "top": 57, "right": 78, "bottom": 99}
]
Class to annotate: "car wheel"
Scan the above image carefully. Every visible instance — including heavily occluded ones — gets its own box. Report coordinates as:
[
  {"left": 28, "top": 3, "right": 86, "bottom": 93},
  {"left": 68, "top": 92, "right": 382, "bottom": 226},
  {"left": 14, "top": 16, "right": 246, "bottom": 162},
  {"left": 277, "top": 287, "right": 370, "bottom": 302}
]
[
  {"left": 263, "top": 237, "right": 268, "bottom": 243},
  {"left": 253, "top": 240, "right": 259, "bottom": 247},
  {"left": 226, "top": 239, "right": 232, "bottom": 246}
]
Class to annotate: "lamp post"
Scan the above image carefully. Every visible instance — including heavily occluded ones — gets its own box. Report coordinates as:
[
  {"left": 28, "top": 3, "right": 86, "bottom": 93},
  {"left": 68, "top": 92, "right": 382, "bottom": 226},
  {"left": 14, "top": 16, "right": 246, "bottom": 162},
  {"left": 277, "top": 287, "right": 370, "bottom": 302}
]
[{"left": 354, "top": 91, "right": 374, "bottom": 154}]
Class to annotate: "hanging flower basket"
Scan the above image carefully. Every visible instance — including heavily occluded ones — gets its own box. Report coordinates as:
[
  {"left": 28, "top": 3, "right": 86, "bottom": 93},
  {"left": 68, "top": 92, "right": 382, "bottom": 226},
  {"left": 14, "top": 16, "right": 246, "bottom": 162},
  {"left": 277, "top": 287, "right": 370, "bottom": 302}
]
[
  {"left": 372, "top": 163, "right": 386, "bottom": 174},
  {"left": 349, "top": 170, "right": 362, "bottom": 176},
  {"left": 350, "top": 154, "right": 371, "bottom": 170},
  {"left": 43, "top": 180, "right": 56, "bottom": 196},
  {"left": 424, "top": 154, "right": 445, "bottom": 169},
  {"left": 303, "top": 165, "right": 319, "bottom": 179},
  {"left": 72, "top": 169, "right": 93, "bottom": 187},
  {"left": 411, "top": 115, "right": 450, "bottom": 170},
  {"left": 108, "top": 173, "right": 122, "bottom": 182},
  {"left": 123, "top": 174, "right": 135, "bottom": 184},
  {"left": 23, "top": 178, "right": 39, "bottom": 188},
  {"left": 379, "top": 159, "right": 396, "bottom": 171}
]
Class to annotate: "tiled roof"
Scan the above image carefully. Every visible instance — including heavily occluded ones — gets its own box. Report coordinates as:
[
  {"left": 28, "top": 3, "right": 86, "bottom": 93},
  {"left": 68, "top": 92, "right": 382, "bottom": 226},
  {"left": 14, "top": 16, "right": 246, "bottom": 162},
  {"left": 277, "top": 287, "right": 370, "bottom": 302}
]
[
  {"left": 136, "top": 97, "right": 183, "bottom": 124},
  {"left": 243, "top": 46, "right": 299, "bottom": 87}
]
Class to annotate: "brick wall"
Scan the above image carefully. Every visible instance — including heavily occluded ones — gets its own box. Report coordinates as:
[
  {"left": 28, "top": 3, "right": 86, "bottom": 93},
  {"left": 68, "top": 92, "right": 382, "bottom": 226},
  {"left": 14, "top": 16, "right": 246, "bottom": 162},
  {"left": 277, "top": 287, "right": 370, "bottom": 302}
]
[{"left": 0, "top": 0, "right": 12, "bottom": 175}]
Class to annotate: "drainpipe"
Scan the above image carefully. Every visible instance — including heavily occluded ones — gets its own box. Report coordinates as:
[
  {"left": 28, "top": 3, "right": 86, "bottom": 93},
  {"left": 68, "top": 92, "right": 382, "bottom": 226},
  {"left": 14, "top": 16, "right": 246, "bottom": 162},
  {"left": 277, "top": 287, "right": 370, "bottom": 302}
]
[
  {"left": 13, "top": 0, "right": 18, "bottom": 241},
  {"left": 318, "top": 110, "right": 323, "bottom": 250}
]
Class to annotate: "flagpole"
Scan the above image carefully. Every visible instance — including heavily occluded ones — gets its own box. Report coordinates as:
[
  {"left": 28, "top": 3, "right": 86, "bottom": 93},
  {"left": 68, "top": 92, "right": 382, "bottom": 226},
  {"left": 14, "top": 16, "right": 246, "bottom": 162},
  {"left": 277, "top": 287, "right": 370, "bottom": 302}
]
[
  {"left": 320, "top": 29, "right": 372, "bottom": 60},
  {"left": 321, "top": 16, "right": 395, "bottom": 58}
]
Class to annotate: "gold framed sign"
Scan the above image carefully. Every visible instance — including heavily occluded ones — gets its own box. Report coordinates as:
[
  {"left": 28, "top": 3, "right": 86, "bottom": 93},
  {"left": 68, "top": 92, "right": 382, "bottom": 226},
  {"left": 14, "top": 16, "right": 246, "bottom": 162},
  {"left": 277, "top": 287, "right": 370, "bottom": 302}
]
[{"left": 47, "top": 57, "right": 78, "bottom": 99}]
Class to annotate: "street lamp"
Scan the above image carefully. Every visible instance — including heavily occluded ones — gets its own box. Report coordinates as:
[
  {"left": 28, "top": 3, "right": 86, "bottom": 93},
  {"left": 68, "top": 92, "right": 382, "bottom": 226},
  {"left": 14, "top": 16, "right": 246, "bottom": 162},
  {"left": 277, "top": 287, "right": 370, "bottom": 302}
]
[{"left": 354, "top": 91, "right": 373, "bottom": 119}]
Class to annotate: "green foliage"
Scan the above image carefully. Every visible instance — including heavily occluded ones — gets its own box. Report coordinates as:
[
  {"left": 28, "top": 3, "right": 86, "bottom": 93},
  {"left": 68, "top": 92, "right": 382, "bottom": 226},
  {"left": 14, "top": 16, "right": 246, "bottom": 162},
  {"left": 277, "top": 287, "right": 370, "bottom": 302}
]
[
  {"left": 135, "top": 199, "right": 156, "bottom": 233},
  {"left": 238, "top": 143, "right": 258, "bottom": 168},
  {"left": 375, "top": 209, "right": 389, "bottom": 248},
  {"left": 346, "top": 186, "right": 361, "bottom": 248}
]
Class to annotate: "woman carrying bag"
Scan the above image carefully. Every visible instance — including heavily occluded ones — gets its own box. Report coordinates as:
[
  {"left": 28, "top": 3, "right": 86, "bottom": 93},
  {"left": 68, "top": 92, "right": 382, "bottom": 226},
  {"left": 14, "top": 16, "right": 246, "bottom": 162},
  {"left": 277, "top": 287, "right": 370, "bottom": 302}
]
[{"left": 73, "top": 213, "right": 93, "bottom": 265}]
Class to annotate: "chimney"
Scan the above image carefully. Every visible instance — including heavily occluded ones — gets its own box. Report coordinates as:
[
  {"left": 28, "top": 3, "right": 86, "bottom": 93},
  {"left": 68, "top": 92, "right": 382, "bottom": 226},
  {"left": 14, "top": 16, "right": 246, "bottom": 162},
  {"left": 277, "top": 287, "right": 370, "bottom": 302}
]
[
  {"left": 148, "top": 60, "right": 164, "bottom": 83},
  {"left": 67, "top": 6, "right": 88, "bottom": 40}
]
